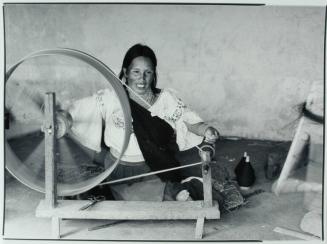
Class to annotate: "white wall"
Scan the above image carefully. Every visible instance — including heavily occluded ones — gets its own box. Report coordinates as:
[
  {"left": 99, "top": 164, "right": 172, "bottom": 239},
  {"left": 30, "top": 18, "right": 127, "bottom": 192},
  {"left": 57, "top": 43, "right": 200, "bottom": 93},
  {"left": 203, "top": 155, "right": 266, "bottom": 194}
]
[{"left": 4, "top": 4, "right": 325, "bottom": 140}]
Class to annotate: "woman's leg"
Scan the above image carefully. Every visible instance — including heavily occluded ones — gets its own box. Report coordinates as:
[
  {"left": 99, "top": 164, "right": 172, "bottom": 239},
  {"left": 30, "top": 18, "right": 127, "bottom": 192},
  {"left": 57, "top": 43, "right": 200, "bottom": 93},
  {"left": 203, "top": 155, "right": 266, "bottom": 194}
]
[{"left": 104, "top": 152, "right": 166, "bottom": 201}]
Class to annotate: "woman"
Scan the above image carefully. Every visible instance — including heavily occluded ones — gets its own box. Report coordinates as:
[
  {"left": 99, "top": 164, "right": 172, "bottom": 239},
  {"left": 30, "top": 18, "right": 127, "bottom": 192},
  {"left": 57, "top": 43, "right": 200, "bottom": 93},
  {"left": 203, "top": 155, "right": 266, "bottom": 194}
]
[{"left": 69, "top": 43, "right": 219, "bottom": 201}]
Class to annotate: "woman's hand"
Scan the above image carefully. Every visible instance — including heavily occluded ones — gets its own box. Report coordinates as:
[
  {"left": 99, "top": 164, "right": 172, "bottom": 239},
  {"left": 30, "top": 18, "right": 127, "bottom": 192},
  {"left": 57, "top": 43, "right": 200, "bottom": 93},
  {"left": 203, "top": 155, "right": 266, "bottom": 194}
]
[
  {"left": 185, "top": 122, "right": 220, "bottom": 143},
  {"left": 204, "top": 127, "right": 219, "bottom": 144}
]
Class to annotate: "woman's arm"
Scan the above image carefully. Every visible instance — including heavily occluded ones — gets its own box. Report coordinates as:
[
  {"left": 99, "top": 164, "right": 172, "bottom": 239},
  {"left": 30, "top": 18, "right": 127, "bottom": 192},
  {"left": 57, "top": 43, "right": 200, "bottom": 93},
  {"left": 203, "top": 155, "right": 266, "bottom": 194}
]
[
  {"left": 150, "top": 89, "right": 220, "bottom": 150},
  {"left": 66, "top": 89, "right": 114, "bottom": 152}
]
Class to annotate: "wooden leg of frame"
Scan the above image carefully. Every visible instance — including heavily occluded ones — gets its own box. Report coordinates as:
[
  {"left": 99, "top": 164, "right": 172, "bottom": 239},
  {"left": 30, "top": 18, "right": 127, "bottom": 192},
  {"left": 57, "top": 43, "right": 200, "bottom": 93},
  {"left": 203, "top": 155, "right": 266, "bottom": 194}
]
[
  {"left": 52, "top": 217, "right": 60, "bottom": 239},
  {"left": 195, "top": 217, "right": 205, "bottom": 239}
]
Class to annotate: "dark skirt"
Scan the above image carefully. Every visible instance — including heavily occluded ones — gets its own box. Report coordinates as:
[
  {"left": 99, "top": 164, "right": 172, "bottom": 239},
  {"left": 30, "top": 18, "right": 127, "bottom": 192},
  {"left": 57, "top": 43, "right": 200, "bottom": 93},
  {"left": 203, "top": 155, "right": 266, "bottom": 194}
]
[{"left": 104, "top": 152, "right": 156, "bottom": 184}]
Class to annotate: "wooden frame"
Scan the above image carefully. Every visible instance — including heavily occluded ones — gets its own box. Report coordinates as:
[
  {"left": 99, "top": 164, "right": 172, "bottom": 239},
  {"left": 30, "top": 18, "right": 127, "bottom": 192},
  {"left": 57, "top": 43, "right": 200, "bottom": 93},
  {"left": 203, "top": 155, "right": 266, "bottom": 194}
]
[
  {"left": 36, "top": 92, "right": 220, "bottom": 240},
  {"left": 272, "top": 80, "right": 323, "bottom": 196}
]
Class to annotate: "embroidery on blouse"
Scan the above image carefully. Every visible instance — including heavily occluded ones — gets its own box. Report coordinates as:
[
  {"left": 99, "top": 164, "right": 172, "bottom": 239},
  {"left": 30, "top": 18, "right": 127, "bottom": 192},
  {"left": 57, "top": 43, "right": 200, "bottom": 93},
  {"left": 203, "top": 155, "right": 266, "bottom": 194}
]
[
  {"left": 111, "top": 109, "right": 125, "bottom": 128},
  {"left": 95, "top": 90, "right": 106, "bottom": 119},
  {"left": 96, "top": 91, "right": 105, "bottom": 105},
  {"left": 165, "top": 98, "right": 186, "bottom": 122}
]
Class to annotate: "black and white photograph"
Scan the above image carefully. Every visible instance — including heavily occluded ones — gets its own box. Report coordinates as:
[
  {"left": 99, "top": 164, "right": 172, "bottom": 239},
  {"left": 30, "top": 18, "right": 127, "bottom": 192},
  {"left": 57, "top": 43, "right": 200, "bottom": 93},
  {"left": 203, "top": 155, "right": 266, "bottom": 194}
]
[{"left": 1, "top": 1, "right": 326, "bottom": 242}]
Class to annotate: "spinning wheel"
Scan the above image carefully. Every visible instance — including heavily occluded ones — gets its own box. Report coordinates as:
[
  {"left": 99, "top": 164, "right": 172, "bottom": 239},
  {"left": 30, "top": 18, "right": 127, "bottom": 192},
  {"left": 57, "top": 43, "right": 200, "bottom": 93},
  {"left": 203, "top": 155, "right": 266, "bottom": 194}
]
[
  {"left": 6, "top": 48, "right": 220, "bottom": 240},
  {"left": 5, "top": 48, "right": 132, "bottom": 196}
]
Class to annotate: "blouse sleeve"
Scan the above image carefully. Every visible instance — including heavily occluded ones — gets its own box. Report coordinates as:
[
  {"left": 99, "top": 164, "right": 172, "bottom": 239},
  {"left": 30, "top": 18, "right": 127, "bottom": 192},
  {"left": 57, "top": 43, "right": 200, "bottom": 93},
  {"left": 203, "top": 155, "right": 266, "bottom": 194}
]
[
  {"left": 149, "top": 88, "right": 204, "bottom": 151},
  {"left": 68, "top": 89, "right": 115, "bottom": 152}
]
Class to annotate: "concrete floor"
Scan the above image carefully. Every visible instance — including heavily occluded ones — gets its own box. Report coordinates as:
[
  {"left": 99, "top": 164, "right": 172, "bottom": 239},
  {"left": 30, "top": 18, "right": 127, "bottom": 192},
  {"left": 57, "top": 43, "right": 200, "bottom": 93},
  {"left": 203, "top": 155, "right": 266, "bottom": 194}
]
[{"left": 3, "top": 139, "right": 319, "bottom": 241}]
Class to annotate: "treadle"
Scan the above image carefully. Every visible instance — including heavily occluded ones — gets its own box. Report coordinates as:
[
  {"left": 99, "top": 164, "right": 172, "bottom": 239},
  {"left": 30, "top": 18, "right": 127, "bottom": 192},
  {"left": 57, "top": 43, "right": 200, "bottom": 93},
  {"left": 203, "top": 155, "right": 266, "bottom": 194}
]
[{"left": 36, "top": 199, "right": 220, "bottom": 220}]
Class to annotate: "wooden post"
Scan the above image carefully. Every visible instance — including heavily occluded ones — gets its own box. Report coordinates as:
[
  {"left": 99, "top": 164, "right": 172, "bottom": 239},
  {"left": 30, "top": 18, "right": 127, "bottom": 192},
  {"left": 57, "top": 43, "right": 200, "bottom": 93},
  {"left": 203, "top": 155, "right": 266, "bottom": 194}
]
[
  {"left": 44, "top": 92, "right": 57, "bottom": 208},
  {"left": 195, "top": 150, "right": 213, "bottom": 239},
  {"left": 200, "top": 150, "right": 213, "bottom": 207},
  {"left": 273, "top": 117, "right": 310, "bottom": 195},
  {"left": 195, "top": 217, "right": 205, "bottom": 239},
  {"left": 52, "top": 217, "right": 61, "bottom": 239}
]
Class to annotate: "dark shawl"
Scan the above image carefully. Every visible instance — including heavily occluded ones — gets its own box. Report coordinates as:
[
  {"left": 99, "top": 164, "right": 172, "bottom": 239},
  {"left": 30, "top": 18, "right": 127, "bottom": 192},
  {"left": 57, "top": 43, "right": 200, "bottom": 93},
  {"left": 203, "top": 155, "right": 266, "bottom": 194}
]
[{"left": 129, "top": 98, "right": 183, "bottom": 182}]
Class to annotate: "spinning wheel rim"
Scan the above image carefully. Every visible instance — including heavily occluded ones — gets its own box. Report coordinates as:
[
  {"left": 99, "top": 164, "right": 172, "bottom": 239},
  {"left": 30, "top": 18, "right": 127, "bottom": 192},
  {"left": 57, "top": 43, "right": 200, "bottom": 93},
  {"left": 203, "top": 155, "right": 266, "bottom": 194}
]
[{"left": 5, "top": 48, "right": 132, "bottom": 196}]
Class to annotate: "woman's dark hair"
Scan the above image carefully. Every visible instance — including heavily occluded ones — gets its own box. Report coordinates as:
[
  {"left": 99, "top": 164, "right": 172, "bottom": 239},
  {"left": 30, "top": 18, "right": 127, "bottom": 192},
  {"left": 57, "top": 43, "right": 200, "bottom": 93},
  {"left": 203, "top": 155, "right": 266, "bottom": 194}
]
[{"left": 119, "top": 43, "right": 159, "bottom": 93}]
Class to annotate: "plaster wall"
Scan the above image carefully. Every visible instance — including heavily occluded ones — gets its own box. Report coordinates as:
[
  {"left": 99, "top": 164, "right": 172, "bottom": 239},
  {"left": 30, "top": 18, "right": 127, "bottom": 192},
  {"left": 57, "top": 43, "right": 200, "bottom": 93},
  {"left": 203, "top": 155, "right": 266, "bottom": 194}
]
[{"left": 4, "top": 4, "right": 325, "bottom": 140}]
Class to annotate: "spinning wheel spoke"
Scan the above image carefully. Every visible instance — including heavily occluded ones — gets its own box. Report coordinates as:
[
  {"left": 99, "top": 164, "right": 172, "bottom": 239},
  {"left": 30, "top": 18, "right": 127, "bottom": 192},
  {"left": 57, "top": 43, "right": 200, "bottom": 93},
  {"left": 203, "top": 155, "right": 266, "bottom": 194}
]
[
  {"left": 58, "top": 137, "right": 94, "bottom": 168},
  {"left": 28, "top": 91, "right": 45, "bottom": 113},
  {"left": 68, "top": 119, "right": 89, "bottom": 128},
  {"left": 24, "top": 91, "right": 45, "bottom": 119},
  {"left": 6, "top": 87, "right": 45, "bottom": 120},
  {"left": 5, "top": 85, "right": 27, "bottom": 108},
  {"left": 7, "top": 131, "right": 44, "bottom": 164},
  {"left": 57, "top": 136, "right": 101, "bottom": 184},
  {"left": 24, "top": 141, "right": 46, "bottom": 179},
  {"left": 57, "top": 138, "right": 82, "bottom": 184},
  {"left": 65, "top": 133, "right": 96, "bottom": 160},
  {"left": 6, "top": 120, "right": 43, "bottom": 140}
]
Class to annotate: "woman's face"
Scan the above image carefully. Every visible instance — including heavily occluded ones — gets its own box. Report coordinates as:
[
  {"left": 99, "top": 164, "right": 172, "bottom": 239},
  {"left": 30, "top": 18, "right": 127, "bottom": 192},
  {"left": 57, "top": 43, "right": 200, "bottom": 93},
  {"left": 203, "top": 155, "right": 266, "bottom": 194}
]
[{"left": 124, "top": 56, "right": 155, "bottom": 95}]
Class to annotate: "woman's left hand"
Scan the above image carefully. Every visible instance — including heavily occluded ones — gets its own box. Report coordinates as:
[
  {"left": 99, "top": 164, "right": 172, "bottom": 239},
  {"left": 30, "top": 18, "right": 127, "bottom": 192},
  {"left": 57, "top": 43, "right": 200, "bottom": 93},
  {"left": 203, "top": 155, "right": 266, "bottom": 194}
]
[{"left": 204, "top": 127, "right": 219, "bottom": 144}]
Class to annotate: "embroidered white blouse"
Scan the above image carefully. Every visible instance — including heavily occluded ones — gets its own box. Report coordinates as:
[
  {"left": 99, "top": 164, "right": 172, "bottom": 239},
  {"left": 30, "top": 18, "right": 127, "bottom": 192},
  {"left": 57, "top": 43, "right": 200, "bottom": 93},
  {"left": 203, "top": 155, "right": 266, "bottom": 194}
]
[{"left": 68, "top": 88, "right": 204, "bottom": 162}]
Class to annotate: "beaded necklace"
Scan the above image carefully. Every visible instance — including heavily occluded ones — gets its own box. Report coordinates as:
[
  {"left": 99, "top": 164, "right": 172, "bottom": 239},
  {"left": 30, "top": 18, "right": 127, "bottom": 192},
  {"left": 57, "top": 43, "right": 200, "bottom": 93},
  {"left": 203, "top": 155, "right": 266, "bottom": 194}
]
[{"left": 129, "top": 89, "right": 155, "bottom": 108}]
